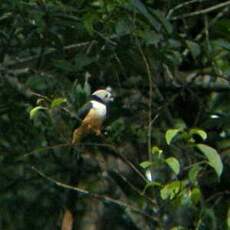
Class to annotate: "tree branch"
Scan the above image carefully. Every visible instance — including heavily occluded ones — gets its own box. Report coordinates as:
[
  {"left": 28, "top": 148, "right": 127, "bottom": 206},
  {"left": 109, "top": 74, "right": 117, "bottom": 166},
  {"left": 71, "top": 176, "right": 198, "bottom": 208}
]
[
  {"left": 172, "top": 1, "right": 230, "bottom": 20},
  {"left": 167, "top": 0, "right": 206, "bottom": 19},
  {"left": 21, "top": 142, "right": 148, "bottom": 183},
  {"left": 31, "top": 166, "right": 157, "bottom": 222},
  {"left": 137, "top": 44, "right": 153, "bottom": 168},
  {"left": 4, "top": 41, "right": 94, "bottom": 68}
]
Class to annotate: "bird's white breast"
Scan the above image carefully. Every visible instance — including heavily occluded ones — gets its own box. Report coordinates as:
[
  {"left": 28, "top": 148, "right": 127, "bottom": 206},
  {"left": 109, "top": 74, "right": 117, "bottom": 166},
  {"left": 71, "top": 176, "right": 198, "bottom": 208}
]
[{"left": 91, "top": 100, "right": 107, "bottom": 120}]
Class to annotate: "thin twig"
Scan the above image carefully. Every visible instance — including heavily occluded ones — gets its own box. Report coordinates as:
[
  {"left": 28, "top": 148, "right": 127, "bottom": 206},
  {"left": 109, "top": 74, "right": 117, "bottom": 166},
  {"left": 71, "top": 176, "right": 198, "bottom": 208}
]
[
  {"left": 21, "top": 142, "right": 148, "bottom": 183},
  {"left": 30, "top": 91, "right": 80, "bottom": 120},
  {"left": 167, "top": 0, "right": 206, "bottom": 19},
  {"left": 195, "top": 7, "right": 229, "bottom": 42},
  {"left": 4, "top": 41, "right": 93, "bottom": 68},
  {"left": 182, "top": 7, "right": 229, "bottom": 57},
  {"left": 138, "top": 45, "right": 153, "bottom": 163},
  {"left": 206, "top": 190, "right": 230, "bottom": 203},
  {"left": 116, "top": 172, "right": 157, "bottom": 206},
  {"left": 172, "top": 1, "right": 230, "bottom": 20},
  {"left": 30, "top": 91, "right": 52, "bottom": 102},
  {"left": 31, "top": 166, "right": 157, "bottom": 221},
  {"left": 0, "top": 12, "right": 13, "bottom": 21}
]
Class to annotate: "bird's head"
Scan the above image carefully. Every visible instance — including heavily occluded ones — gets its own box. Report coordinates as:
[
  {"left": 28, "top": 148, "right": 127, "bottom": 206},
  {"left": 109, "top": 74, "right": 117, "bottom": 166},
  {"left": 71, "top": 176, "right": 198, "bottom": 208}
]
[{"left": 91, "top": 87, "right": 114, "bottom": 104}]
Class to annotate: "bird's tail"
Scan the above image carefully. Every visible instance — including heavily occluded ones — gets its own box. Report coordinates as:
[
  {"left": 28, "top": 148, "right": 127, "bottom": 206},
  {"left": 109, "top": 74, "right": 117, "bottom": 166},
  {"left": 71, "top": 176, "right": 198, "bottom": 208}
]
[
  {"left": 61, "top": 209, "right": 74, "bottom": 230},
  {"left": 61, "top": 126, "right": 84, "bottom": 230},
  {"left": 72, "top": 126, "right": 85, "bottom": 144}
]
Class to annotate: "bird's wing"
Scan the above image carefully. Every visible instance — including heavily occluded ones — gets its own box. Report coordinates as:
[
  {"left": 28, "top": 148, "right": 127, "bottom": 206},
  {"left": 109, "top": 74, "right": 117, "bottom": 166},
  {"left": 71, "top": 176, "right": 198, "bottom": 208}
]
[{"left": 77, "top": 102, "right": 93, "bottom": 121}]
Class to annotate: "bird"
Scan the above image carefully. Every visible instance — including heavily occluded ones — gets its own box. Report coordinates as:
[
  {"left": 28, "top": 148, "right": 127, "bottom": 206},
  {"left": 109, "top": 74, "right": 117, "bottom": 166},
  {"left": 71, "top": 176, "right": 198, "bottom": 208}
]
[{"left": 72, "top": 87, "right": 114, "bottom": 143}]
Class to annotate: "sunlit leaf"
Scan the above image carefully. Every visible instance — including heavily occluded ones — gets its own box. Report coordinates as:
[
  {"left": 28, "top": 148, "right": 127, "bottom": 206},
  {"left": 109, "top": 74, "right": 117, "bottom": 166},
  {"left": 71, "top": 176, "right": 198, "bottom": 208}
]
[
  {"left": 165, "top": 129, "right": 180, "bottom": 145},
  {"left": 143, "top": 181, "right": 162, "bottom": 193},
  {"left": 145, "top": 169, "right": 152, "bottom": 181},
  {"left": 83, "top": 12, "right": 98, "bottom": 34},
  {"left": 160, "top": 180, "right": 182, "bottom": 200},
  {"left": 190, "top": 129, "right": 207, "bottom": 141},
  {"left": 51, "top": 98, "right": 67, "bottom": 108},
  {"left": 196, "top": 144, "right": 223, "bottom": 177},
  {"left": 165, "top": 157, "right": 180, "bottom": 175},
  {"left": 29, "top": 106, "right": 46, "bottom": 119},
  {"left": 188, "top": 165, "right": 201, "bottom": 183},
  {"left": 190, "top": 187, "right": 201, "bottom": 205},
  {"left": 174, "top": 119, "right": 186, "bottom": 129},
  {"left": 140, "top": 161, "right": 153, "bottom": 169},
  {"left": 151, "top": 146, "right": 163, "bottom": 157},
  {"left": 170, "top": 226, "right": 185, "bottom": 230}
]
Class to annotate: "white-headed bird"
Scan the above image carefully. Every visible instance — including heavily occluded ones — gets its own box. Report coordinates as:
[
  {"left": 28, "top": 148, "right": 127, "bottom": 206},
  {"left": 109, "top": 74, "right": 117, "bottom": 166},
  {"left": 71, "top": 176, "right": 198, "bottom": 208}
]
[{"left": 72, "top": 87, "right": 113, "bottom": 143}]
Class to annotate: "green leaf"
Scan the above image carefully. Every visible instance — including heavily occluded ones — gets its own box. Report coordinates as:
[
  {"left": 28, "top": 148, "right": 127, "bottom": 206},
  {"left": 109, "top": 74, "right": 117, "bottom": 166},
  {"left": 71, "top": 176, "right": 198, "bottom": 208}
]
[
  {"left": 29, "top": 106, "right": 46, "bottom": 119},
  {"left": 74, "top": 53, "right": 97, "bottom": 71},
  {"left": 26, "top": 75, "right": 51, "bottom": 91},
  {"left": 143, "top": 181, "right": 162, "bottom": 193},
  {"left": 143, "top": 30, "right": 161, "bottom": 46},
  {"left": 152, "top": 10, "right": 172, "bottom": 34},
  {"left": 165, "top": 129, "right": 180, "bottom": 145},
  {"left": 160, "top": 180, "right": 182, "bottom": 200},
  {"left": 190, "top": 187, "right": 201, "bottom": 205},
  {"left": 214, "top": 39, "right": 230, "bottom": 51},
  {"left": 196, "top": 144, "right": 223, "bottom": 177},
  {"left": 140, "top": 161, "right": 153, "bottom": 169},
  {"left": 190, "top": 129, "right": 207, "bottom": 141},
  {"left": 170, "top": 226, "right": 185, "bottom": 230},
  {"left": 73, "top": 84, "right": 88, "bottom": 107},
  {"left": 165, "top": 157, "right": 180, "bottom": 175},
  {"left": 115, "top": 19, "right": 131, "bottom": 35},
  {"left": 188, "top": 165, "right": 201, "bottom": 183},
  {"left": 203, "top": 208, "right": 217, "bottom": 229},
  {"left": 227, "top": 207, "right": 230, "bottom": 229},
  {"left": 51, "top": 98, "right": 67, "bottom": 109},
  {"left": 83, "top": 12, "right": 98, "bottom": 34},
  {"left": 131, "top": 0, "right": 160, "bottom": 31},
  {"left": 174, "top": 119, "right": 186, "bottom": 129},
  {"left": 186, "top": 41, "right": 201, "bottom": 59},
  {"left": 151, "top": 146, "right": 163, "bottom": 157},
  {"left": 213, "top": 19, "right": 230, "bottom": 39},
  {"left": 172, "top": 51, "right": 182, "bottom": 65}
]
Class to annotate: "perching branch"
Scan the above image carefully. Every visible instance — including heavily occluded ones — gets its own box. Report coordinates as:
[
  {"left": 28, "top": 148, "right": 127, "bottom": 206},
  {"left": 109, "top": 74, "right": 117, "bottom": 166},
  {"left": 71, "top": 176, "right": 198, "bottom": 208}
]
[{"left": 21, "top": 142, "right": 148, "bottom": 183}]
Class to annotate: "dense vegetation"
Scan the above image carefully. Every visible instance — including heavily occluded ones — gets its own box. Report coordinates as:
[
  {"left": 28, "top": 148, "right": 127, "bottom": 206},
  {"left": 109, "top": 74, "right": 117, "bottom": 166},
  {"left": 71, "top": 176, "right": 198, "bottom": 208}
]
[{"left": 0, "top": 0, "right": 230, "bottom": 229}]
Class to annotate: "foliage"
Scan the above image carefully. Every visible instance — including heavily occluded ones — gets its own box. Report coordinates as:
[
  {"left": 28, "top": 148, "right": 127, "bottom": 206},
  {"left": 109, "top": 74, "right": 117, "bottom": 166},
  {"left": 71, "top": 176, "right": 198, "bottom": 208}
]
[{"left": 0, "top": 0, "right": 230, "bottom": 229}]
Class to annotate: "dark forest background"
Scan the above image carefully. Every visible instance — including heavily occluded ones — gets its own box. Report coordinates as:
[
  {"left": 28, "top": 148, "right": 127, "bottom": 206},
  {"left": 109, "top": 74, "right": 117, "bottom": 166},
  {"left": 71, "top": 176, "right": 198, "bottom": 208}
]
[{"left": 0, "top": 0, "right": 230, "bottom": 229}]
